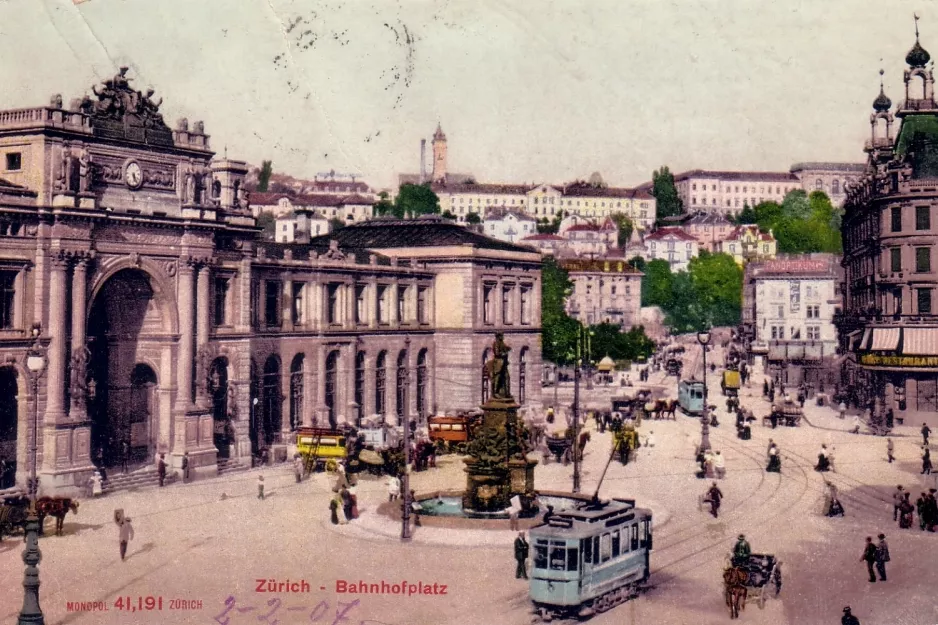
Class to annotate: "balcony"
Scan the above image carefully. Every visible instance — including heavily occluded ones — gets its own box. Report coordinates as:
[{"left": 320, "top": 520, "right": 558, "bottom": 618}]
[{"left": 864, "top": 137, "right": 894, "bottom": 151}]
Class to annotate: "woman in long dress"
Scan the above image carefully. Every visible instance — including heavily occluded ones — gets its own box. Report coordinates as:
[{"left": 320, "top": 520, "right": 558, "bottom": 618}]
[{"left": 766, "top": 445, "right": 781, "bottom": 473}]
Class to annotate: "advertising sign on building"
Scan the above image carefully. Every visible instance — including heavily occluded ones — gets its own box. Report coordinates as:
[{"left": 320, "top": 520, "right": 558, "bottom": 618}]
[{"left": 790, "top": 281, "right": 800, "bottom": 313}]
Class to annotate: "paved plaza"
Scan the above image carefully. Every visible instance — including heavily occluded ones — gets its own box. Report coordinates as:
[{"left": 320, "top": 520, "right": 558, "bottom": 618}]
[{"left": 2, "top": 345, "right": 937, "bottom": 625}]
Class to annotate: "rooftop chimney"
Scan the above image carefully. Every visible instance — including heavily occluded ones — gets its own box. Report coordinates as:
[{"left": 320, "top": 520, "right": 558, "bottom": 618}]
[{"left": 420, "top": 139, "right": 427, "bottom": 183}]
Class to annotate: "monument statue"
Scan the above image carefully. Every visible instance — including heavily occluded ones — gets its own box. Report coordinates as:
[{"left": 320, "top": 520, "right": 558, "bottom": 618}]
[
  {"left": 78, "top": 150, "right": 92, "bottom": 193},
  {"left": 485, "top": 332, "right": 511, "bottom": 400},
  {"left": 69, "top": 347, "right": 91, "bottom": 410}
]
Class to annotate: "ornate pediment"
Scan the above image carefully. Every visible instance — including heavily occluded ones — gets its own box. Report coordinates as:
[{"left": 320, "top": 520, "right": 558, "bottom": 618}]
[{"left": 77, "top": 67, "right": 174, "bottom": 147}]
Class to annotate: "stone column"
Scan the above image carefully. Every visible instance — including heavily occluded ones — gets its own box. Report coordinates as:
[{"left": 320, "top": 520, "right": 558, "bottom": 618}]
[
  {"left": 315, "top": 343, "right": 326, "bottom": 426},
  {"left": 44, "top": 254, "right": 69, "bottom": 424},
  {"left": 195, "top": 263, "right": 211, "bottom": 408},
  {"left": 69, "top": 258, "right": 89, "bottom": 421},
  {"left": 282, "top": 278, "right": 294, "bottom": 330},
  {"left": 175, "top": 261, "right": 195, "bottom": 411}
]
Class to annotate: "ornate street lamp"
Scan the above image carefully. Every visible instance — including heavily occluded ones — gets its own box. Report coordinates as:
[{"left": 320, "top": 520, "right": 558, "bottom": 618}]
[
  {"left": 20, "top": 323, "right": 47, "bottom": 625},
  {"left": 401, "top": 337, "right": 412, "bottom": 541},
  {"left": 697, "top": 329, "right": 712, "bottom": 454}
]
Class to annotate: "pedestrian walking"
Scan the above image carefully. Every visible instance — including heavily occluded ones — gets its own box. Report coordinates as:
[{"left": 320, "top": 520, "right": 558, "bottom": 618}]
[
  {"left": 118, "top": 517, "right": 134, "bottom": 561},
  {"left": 860, "top": 536, "right": 877, "bottom": 582},
  {"left": 157, "top": 453, "right": 166, "bottom": 487},
  {"left": 293, "top": 454, "right": 304, "bottom": 483},
  {"left": 922, "top": 446, "right": 933, "bottom": 475},
  {"left": 329, "top": 495, "right": 340, "bottom": 525},
  {"left": 349, "top": 485, "right": 360, "bottom": 519},
  {"left": 886, "top": 438, "right": 895, "bottom": 464},
  {"left": 838, "top": 401, "right": 847, "bottom": 420},
  {"left": 767, "top": 443, "right": 781, "bottom": 473},
  {"left": 181, "top": 451, "right": 190, "bottom": 483},
  {"left": 340, "top": 486, "right": 352, "bottom": 521},
  {"left": 90, "top": 470, "right": 103, "bottom": 497},
  {"left": 922, "top": 423, "right": 932, "bottom": 446},
  {"left": 410, "top": 490, "right": 421, "bottom": 527},
  {"left": 706, "top": 482, "right": 723, "bottom": 518},
  {"left": 916, "top": 492, "right": 928, "bottom": 530},
  {"left": 852, "top": 415, "right": 862, "bottom": 435},
  {"left": 893, "top": 486, "right": 905, "bottom": 521},
  {"left": 121, "top": 440, "right": 130, "bottom": 474},
  {"left": 514, "top": 532, "right": 529, "bottom": 579},
  {"left": 899, "top": 493, "right": 915, "bottom": 529},
  {"left": 257, "top": 475, "right": 265, "bottom": 500},
  {"left": 842, "top": 607, "right": 860, "bottom": 625},
  {"left": 925, "top": 489, "right": 938, "bottom": 532},
  {"left": 387, "top": 474, "right": 401, "bottom": 502},
  {"left": 875, "top": 533, "right": 890, "bottom": 581},
  {"left": 713, "top": 450, "right": 726, "bottom": 479},
  {"left": 763, "top": 380, "right": 769, "bottom": 397}
]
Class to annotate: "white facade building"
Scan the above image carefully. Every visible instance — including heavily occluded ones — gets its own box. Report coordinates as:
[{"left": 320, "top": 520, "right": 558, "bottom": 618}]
[
  {"left": 560, "top": 258, "right": 643, "bottom": 327},
  {"left": 482, "top": 210, "right": 538, "bottom": 243},
  {"left": 643, "top": 227, "right": 700, "bottom": 272},
  {"left": 275, "top": 210, "right": 331, "bottom": 243}
]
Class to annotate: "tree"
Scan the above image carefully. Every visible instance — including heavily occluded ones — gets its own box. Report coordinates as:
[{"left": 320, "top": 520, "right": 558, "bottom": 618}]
[
  {"left": 441, "top": 210, "right": 457, "bottom": 221},
  {"left": 749, "top": 191, "right": 842, "bottom": 254},
  {"left": 734, "top": 205, "right": 758, "bottom": 225},
  {"left": 395, "top": 183, "right": 440, "bottom": 218},
  {"left": 627, "top": 255, "right": 646, "bottom": 272},
  {"left": 374, "top": 191, "right": 394, "bottom": 216},
  {"left": 688, "top": 251, "right": 743, "bottom": 329},
  {"left": 640, "top": 259, "right": 673, "bottom": 308},
  {"left": 541, "top": 256, "right": 582, "bottom": 365},
  {"left": 257, "top": 160, "right": 273, "bottom": 192},
  {"left": 328, "top": 217, "right": 346, "bottom": 232},
  {"left": 587, "top": 323, "right": 655, "bottom": 362},
  {"left": 465, "top": 211, "right": 481, "bottom": 225},
  {"left": 651, "top": 166, "right": 683, "bottom": 218},
  {"left": 255, "top": 211, "right": 276, "bottom": 240},
  {"left": 610, "top": 212, "right": 634, "bottom": 247}
]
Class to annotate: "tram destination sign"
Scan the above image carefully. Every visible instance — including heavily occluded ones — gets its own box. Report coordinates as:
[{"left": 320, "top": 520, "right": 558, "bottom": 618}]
[{"left": 860, "top": 353, "right": 938, "bottom": 367}]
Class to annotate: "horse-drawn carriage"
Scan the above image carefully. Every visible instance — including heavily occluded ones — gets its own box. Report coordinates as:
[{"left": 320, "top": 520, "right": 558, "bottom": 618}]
[
  {"left": 763, "top": 400, "right": 803, "bottom": 427},
  {"left": 665, "top": 358, "right": 683, "bottom": 376},
  {"left": 613, "top": 427, "right": 639, "bottom": 465},
  {"left": 428, "top": 415, "right": 471, "bottom": 454},
  {"left": 723, "top": 554, "right": 782, "bottom": 618}
]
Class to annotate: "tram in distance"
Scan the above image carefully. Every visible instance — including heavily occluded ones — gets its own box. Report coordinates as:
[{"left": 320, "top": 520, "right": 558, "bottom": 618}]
[{"left": 529, "top": 498, "right": 653, "bottom": 620}]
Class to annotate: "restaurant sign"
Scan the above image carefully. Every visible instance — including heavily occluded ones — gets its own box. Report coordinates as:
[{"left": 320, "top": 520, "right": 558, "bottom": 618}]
[{"left": 860, "top": 353, "right": 938, "bottom": 367}]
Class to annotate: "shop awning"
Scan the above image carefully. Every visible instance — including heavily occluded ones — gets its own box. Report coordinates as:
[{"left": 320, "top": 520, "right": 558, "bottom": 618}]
[
  {"left": 787, "top": 344, "right": 805, "bottom": 360},
  {"left": 870, "top": 328, "right": 900, "bottom": 351},
  {"left": 903, "top": 328, "right": 938, "bottom": 355},
  {"left": 804, "top": 343, "right": 823, "bottom": 361},
  {"left": 859, "top": 328, "right": 872, "bottom": 350},
  {"left": 768, "top": 345, "right": 786, "bottom": 360}
]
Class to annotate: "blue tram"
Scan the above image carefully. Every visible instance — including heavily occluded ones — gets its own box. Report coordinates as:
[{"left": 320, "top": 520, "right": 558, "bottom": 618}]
[
  {"left": 529, "top": 498, "right": 652, "bottom": 619},
  {"left": 678, "top": 379, "right": 706, "bottom": 416}
]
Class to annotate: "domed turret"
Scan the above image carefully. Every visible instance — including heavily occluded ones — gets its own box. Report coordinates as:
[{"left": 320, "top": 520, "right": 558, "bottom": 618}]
[
  {"left": 906, "top": 39, "right": 931, "bottom": 67},
  {"left": 873, "top": 70, "right": 892, "bottom": 112}
]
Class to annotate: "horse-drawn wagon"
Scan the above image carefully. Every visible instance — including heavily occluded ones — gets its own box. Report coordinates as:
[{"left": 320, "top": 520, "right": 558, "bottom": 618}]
[
  {"left": 723, "top": 554, "right": 782, "bottom": 618},
  {"left": 762, "top": 400, "right": 803, "bottom": 427}
]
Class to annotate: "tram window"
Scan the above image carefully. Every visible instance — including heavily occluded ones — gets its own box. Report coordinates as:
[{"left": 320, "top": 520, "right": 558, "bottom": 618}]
[
  {"left": 534, "top": 543, "right": 548, "bottom": 569},
  {"left": 592, "top": 536, "right": 600, "bottom": 564},
  {"left": 640, "top": 522, "right": 648, "bottom": 547},
  {"left": 631, "top": 525, "right": 639, "bottom": 551},
  {"left": 550, "top": 545, "right": 567, "bottom": 570},
  {"left": 611, "top": 530, "right": 621, "bottom": 557},
  {"left": 566, "top": 548, "right": 578, "bottom": 571},
  {"left": 582, "top": 538, "right": 593, "bottom": 563},
  {"left": 600, "top": 533, "right": 612, "bottom": 563}
]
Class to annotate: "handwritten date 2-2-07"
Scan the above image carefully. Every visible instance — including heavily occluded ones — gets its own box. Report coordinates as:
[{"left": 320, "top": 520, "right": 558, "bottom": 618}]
[{"left": 213, "top": 596, "right": 391, "bottom": 625}]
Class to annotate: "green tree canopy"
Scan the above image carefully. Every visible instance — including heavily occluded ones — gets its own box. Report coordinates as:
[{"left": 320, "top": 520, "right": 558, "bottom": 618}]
[
  {"left": 734, "top": 204, "right": 758, "bottom": 225},
  {"left": 465, "top": 211, "right": 482, "bottom": 225},
  {"left": 651, "top": 166, "right": 683, "bottom": 219},
  {"left": 255, "top": 211, "right": 276, "bottom": 240},
  {"left": 441, "top": 210, "right": 457, "bottom": 221},
  {"left": 541, "top": 256, "right": 582, "bottom": 365},
  {"left": 640, "top": 259, "right": 674, "bottom": 309},
  {"left": 395, "top": 183, "right": 440, "bottom": 218},
  {"left": 587, "top": 323, "right": 655, "bottom": 363},
  {"left": 747, "top": 191, "right": 842, "bottom": 254},
  {"left": 374, "top": 191, "right": 394, "bottom": 216},
  {"left": 257, "top": 160, "right": 273, "bottom": 192},
  {"left": 609, "top": 212, "right": 634, "bottom": 247}
]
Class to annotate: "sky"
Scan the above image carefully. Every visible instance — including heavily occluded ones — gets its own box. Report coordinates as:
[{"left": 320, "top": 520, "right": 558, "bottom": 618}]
[{"left": 0, "top": 0, "right": 933, "bottom": 190}]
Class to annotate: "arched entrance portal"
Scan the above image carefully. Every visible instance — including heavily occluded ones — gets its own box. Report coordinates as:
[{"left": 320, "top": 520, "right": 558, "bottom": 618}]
[
  {"left": 0, "top": 367, "right": 18, "bottom": 488},
  {"left": 88, "top": 268, "right": 167, "bottom": 469},
  {"left": 210, "top": 358, "right": 232, "bottom": 458}
]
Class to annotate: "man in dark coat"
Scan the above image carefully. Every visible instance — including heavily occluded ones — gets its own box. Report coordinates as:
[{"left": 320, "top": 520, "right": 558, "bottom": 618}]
[
  {"left": 706, "top": 482, "right": 723, "bottom": 518},
  {"left": 181, "top": 452, "right": 190, "bottom": 483},
  {"left": 157, "top": 454, "right": 167, "bottom": 487},
  {"left": 514, "top": 532, "right": 530, "bottom": 579},
  {"left": 860, "top": 537, "right": 877, "bottom": 582},
  {"left": 923, "top": 423, "right": 931, "bottom": 446},
  {"left": 842, "top": 607, "right": 860, "bottom": 625},
  {"left": 875, "top": 534, "right": 889, "bottom": 581}
]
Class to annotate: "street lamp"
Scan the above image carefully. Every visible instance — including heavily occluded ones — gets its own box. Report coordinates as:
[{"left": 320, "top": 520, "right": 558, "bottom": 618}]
[
  {"left": 20, "top": 323, "right": 47, "bottom": 625},
  {"left": 697, "top": 329, "right": 712, "bottom": 454},
  {"left": 401, "top": 337, "right": 412, "bottom": 541}
]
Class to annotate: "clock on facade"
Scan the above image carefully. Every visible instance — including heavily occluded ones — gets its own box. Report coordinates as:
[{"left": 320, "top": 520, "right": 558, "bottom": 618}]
[{"left": 124, "top": 161, "right": 143, "bottom": 189}]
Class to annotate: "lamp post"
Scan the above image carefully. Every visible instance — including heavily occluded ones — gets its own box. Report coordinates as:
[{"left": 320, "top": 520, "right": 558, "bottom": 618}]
[
  {"left": 401, "top": 337, "right": 412, "bottom": 541},
  {"left": 19, "top": 323, "right": 47, "bottom": 625},
  {"left": 586, "top": 330, "right": 594, "bottom": 391},
  {"left": 572, "top": 329, "right": 584, "bottom": 494},
  {"left": 697, "top": 329, "right": 712, "bottom": 454}
]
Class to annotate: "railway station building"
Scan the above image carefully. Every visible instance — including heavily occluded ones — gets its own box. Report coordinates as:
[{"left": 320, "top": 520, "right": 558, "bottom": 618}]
[{"left": 0, "top": 70, "right": 542, "bottom": 493}]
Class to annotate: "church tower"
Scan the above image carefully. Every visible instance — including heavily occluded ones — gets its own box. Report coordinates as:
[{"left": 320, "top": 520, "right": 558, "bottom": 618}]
[{"left": 431, "top": 123, "right": 447, "bottom": 183}]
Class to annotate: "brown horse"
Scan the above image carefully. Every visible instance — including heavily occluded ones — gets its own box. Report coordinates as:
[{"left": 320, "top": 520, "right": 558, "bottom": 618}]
[
  {"left": 35, "top": 497, "right": 79, "bottom": 536},
  {"left": 723, "top": 566, "right": 748, "bottom": 619}
]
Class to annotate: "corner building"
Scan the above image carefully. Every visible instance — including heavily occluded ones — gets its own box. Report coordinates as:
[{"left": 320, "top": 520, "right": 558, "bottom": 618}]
[
  {"left": 0, "top": 72, "right": 541, "bottom": 493},
  {"left": 839, "top": 32, "right": 938, "bottom": 425}
]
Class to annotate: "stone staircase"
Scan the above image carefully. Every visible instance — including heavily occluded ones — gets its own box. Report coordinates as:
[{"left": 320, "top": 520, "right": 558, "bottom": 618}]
[
  {"left": 101, "top": 467, "right": 178, "bottom": 494},
  {"left": 217, "top": 458, "right": 249, "bottom": 477}
]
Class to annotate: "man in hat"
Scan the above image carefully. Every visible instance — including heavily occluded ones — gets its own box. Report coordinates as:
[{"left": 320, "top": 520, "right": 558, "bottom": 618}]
[
  {"left": 157, "top": 453, "right": 167, "bottom": 487},
  {"left": 922, "top": 422, "right": 931, "bottom": 446},
  {"left": 875, "top": 533, "right": 890, "bottom": 581},
  {"left": 182, "top": 451, "right": 190, "bottom": 483},
  {"left": 514, "top": 532, "right": 530, "bottom": 579},
  {"left": 886, "top": 438, "right": 895, "bottom": 464},
  {"left": 841, "top": 607, "right": 860, "bottom": 625},
  {"left": 118, "top": 516, "right": 135, "bottom": 561},
  {"left": 731, "top": 534, "right": 751, "bottom": 568},
  {"left": 893, "top": 486, "right": 905, "bottom": 522},
  {"left": 860, "top": 536, "right": 877, "bottom": 582}
]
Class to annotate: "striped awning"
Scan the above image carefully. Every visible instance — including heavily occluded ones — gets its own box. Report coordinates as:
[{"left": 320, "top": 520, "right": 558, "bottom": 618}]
[
  {"left": 903, "top": 328, "right": 938, "bottom": 356},
  {"left": 870, "top": 328, "right": 900, "bottom": 351}
]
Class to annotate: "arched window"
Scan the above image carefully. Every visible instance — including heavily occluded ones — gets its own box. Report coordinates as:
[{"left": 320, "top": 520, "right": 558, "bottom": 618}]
[
  {"left": 375, "top": 351, "right": 387, "bottom": 417},
  {"left": 354, "top": 351, "right": 365, "bottom": 427},
  {"left": 289, "top": 354, "right": 304, "bottom": 431},
  {"left": 396, "top": 350, "right": 408, "bottom": 422},
  {"left": 815, "top": 178, "right": 823, "bottom": 191},
  {"left": 416, "top": 349, "right": 428, "bottom": 419},
  {"left": 212, "top": 179, "right": 222, "bottom": 199},
  {"left": 262, "top": 355, "right": 282, "bottom": 445},
  {"left": 831, "top": 179, "right": 840, "bottom": 195},
  {"left": 481, "top": 348, "right": 491, "bottom": 404},
  {"left": 325, "top": 351, "right": 339, "bottom": 429},
  {"left": 518, "top": 347, "right": 528, "bottom": 404}
]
